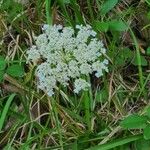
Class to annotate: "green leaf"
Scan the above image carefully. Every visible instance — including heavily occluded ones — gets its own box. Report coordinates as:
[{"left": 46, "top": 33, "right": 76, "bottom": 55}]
[
  {"left": 6, "top": 64, "right": 24, "bottom": 77},
  {"left": 120, "top": 114, "right": 147, "bottom": 129},
  {"left": 115, "top": 48, "right": 133, "bottom": 67},
  {"left": 94, "top": 21, "right": 109, "bottom": 32},
  {"left": 144, "top": 125, "right": 150, "bottom": 140},
  {"left": 57, "top": 0, "right": 70, "bottom": 6},
  {"left": 0, "top": 56, "right": 6, "bottom": 71},
  {"left": 146, "top": 107, "right": 150, "bottom": 118},
  {"left": 132, "top": 55, "right": 148, "bottom": 66},
  {"left": 100, "top": 0, "right": 118, "bottom": 15},
  {"left": 108, "top": 20, "right": 128, "bottom": 31},
  {"left": 146, "top": 47, "right": 150, "bottom": 55},
  {"left": 0, "top": 70, "right": 5, "bottom": 82},
  {"left": 134, "top": 139, "right": 150, "bottom": 150},
  {"left": 94, "top": 20, "right": 128, "bottom": 32},
  {"left": 64, "top": 0, "right": 70, "bottom": 4}
]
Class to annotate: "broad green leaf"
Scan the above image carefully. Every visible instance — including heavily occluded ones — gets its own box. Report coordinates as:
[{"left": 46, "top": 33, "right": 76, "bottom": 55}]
[
  {"left": 94, "top": 20, "right": 128, "bottom": 32},
  {"left": 132, "top": 55, "right": 148, "bottom": 66},
  {"left": 115, "top": 48, "right": 133, "bottom": 67},
  {"left": 147, "top": 11, "right": 150, "bottom": 20},
  {"left": 64, "top": 0, "right": 70, "bottom": 3},
  {"left": 144, "top": 125, "right": 150, "bottom": 140},
  {"left": 6, "top": 64, "right": 24, "bottom": 77},
  {"left": 57, "top": 0, "right": 70, "bottom": 6},
  {"left": 0, "top": 70, "right": 4, "bottom": 82},
  {"left": 123, "top": 48, "right": 133, "bottom": 59},
  {"left": 146, "top": 47, "right": 150, "bottom": 55},
  {"left": 0, "top": 56, "right": 6, "bottom": 70},
  {"left": 120, "top": 114, "right": 147, "bottom": 129},
  {"left": 101, "top": 0, "right": 118, "bottom": 15},
  {"left": 108, "top": 20, "right": 128, "bottom": 31},
  {"left": 134, "top": 139, "right": 150, "bottom": 150},
  {"left": 146, "top": 107, "right": 150, "bottom": 118},
  {"left": 94, "top": 21, "right": 109, "bottom": 32}
]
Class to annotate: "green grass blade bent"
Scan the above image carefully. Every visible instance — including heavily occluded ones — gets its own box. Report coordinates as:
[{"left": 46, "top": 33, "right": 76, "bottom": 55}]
[
  {"left": 86, "top": 134, "right": 143, "bottom": 150},
  {"left": 0, "top": 94, "right": 16, "bottom": 132}
]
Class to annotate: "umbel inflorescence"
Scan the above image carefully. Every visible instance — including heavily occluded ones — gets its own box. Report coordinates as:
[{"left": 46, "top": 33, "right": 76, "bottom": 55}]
[{"left": 26, "top": 24, "right": 109, "bottom": 96}]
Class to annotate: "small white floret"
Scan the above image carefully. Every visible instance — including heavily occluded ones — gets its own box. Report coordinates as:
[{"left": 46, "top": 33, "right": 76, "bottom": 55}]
[{"left": 74, "top": 78, "right": 91, "bottom": 93}]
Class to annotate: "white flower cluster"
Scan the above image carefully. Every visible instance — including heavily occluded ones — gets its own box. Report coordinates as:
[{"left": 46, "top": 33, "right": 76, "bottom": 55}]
[{"left": 26, "top": 24, "right": 108, "bottom": 96}]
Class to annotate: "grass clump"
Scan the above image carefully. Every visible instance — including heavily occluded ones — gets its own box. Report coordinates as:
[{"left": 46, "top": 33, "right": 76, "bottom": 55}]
[{"left": 0, "top": 0, "right": 150, "bottom": 149}]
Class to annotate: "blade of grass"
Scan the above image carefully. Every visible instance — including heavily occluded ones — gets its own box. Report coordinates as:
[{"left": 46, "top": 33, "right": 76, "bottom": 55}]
[
  {"left": 83, "top": 91, "right": 91, "bottom": 131},
  {"left": 46, "top": 0, "right": 52, "bottom": 25},
  {"left": 87, "top": 0, "right": 94, "bottom": 22},
  {"left": 83, "top": 75, "right": 93, "bottom": 131},
  {"left": 129, "top": 28, "right": 144, "bottom": 89},
  {"left": 50, "top": 97, "right": 64, "bottom": 149},
  {"left": 86, "top": 134, "right": 143, "bottom": 150},
  {"left": 0, "top": 94, "right": 16, "bottom": 132},
  {"left": 0, "top": 103, "right": 24, "bottom": 120},
  {"left": 57, "top": 0, "right": 74, "bottom": 26},
  {"left": 70, "top": 0, "right": 84, "bottom": 24},
  {"left": 20, "top": 123, "right": 33, "bottom": 150},
  {"left": 137, "top": 73, "right": 150, "bottom": 99}
]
